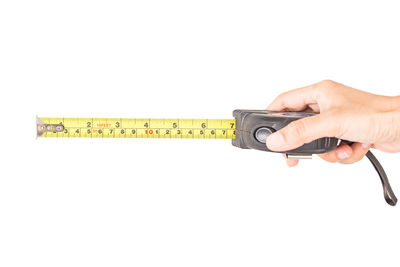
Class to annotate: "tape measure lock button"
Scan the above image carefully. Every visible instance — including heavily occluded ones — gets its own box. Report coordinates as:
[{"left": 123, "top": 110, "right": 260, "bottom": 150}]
[{"left": 254, "top": 127, "right": 275, "bottom": 144}]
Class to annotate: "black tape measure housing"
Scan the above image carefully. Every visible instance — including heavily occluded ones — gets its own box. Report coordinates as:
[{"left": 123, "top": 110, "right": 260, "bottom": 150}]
[{"left": 232, "top": 109, "right": 338, "bottom": 154}]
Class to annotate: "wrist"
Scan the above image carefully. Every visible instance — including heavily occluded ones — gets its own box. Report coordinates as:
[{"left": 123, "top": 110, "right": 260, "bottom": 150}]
[{"left": 382, "top": 96, "right": 400, "bottom": 142}]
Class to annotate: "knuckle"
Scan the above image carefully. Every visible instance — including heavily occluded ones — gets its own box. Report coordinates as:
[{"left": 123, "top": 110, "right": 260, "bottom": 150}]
[
  {"left": 277, "top": 91, "right": 288, "bottom": 98},
  {"left": 319, "top": 79, "right": 336, "bottom": 87},
  {"left": 275, "top": 92, "right": 289, "bottom": 109},
  {"left": 316, "top": 80, "right": 338, "bottom": 94},
  {"left": 269, "top": 93, "right": 287, "bottom": 111}
]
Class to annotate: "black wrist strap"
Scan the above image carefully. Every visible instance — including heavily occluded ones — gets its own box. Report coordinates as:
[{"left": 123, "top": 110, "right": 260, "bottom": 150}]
[
  {"left": 365, "top": 150, "right": 397, "bottom": 206},
  {"left": 342, "top": 140, "right": 397, "bottom": 206}
]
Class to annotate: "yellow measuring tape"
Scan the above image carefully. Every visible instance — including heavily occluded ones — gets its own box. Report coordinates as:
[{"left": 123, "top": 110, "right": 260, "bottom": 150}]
[{"left": 37, "top": 117, "right": 236, "bottom": 139}]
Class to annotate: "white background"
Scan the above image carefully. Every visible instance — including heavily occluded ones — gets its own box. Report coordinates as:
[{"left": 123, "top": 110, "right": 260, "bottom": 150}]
[{"left": 1, "top": 0, "right": 400, "bottom": 266}]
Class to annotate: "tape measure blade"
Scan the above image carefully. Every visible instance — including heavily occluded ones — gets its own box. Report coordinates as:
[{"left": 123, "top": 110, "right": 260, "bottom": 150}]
[{"left": 37, "top": 118, "right": 236, "bottom": 139}]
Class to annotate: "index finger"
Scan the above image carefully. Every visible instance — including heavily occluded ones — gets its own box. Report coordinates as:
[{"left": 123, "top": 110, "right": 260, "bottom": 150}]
[{"left": 267, "top": 82, "right": 322, "bottom": 111}]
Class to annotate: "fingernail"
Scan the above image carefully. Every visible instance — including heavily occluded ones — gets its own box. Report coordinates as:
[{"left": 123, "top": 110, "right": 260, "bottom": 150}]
[
  {"left": 362, "top": 143, "right": 371, "bottom": 149},
  {"left": 267, "top": 132, "right": 285, "bottom": 149},
  {"left": 338, "top": 151, "right": 350, "bottom": 160}
]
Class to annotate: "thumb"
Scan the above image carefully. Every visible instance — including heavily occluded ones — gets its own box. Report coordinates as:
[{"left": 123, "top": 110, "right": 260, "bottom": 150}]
[{"left": 266, "top": 114, "right": 338, "bottom": 151}]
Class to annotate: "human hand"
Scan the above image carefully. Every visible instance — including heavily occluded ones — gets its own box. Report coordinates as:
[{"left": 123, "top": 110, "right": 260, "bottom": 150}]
[{"left": 266, "top": 80, "right": 400, "bottom": 166}]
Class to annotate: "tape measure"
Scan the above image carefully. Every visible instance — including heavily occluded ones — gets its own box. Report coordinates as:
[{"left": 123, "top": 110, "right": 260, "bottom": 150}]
[
  {"left": 37, "top": 117, "right": 236, "bottom": 139},
  {"left": 36, "top": 109, "right": 398, "bottom": 206}
]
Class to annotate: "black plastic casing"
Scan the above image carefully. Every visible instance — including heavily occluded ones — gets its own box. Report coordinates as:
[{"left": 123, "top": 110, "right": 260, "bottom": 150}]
[{"left": 232, "top": 109, "right": 338, "bottom": 154}]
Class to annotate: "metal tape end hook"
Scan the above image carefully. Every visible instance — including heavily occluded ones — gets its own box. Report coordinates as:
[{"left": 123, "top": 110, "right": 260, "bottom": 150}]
[{"left": 36, "top": 116, "right": 46, "bottom": 138}]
